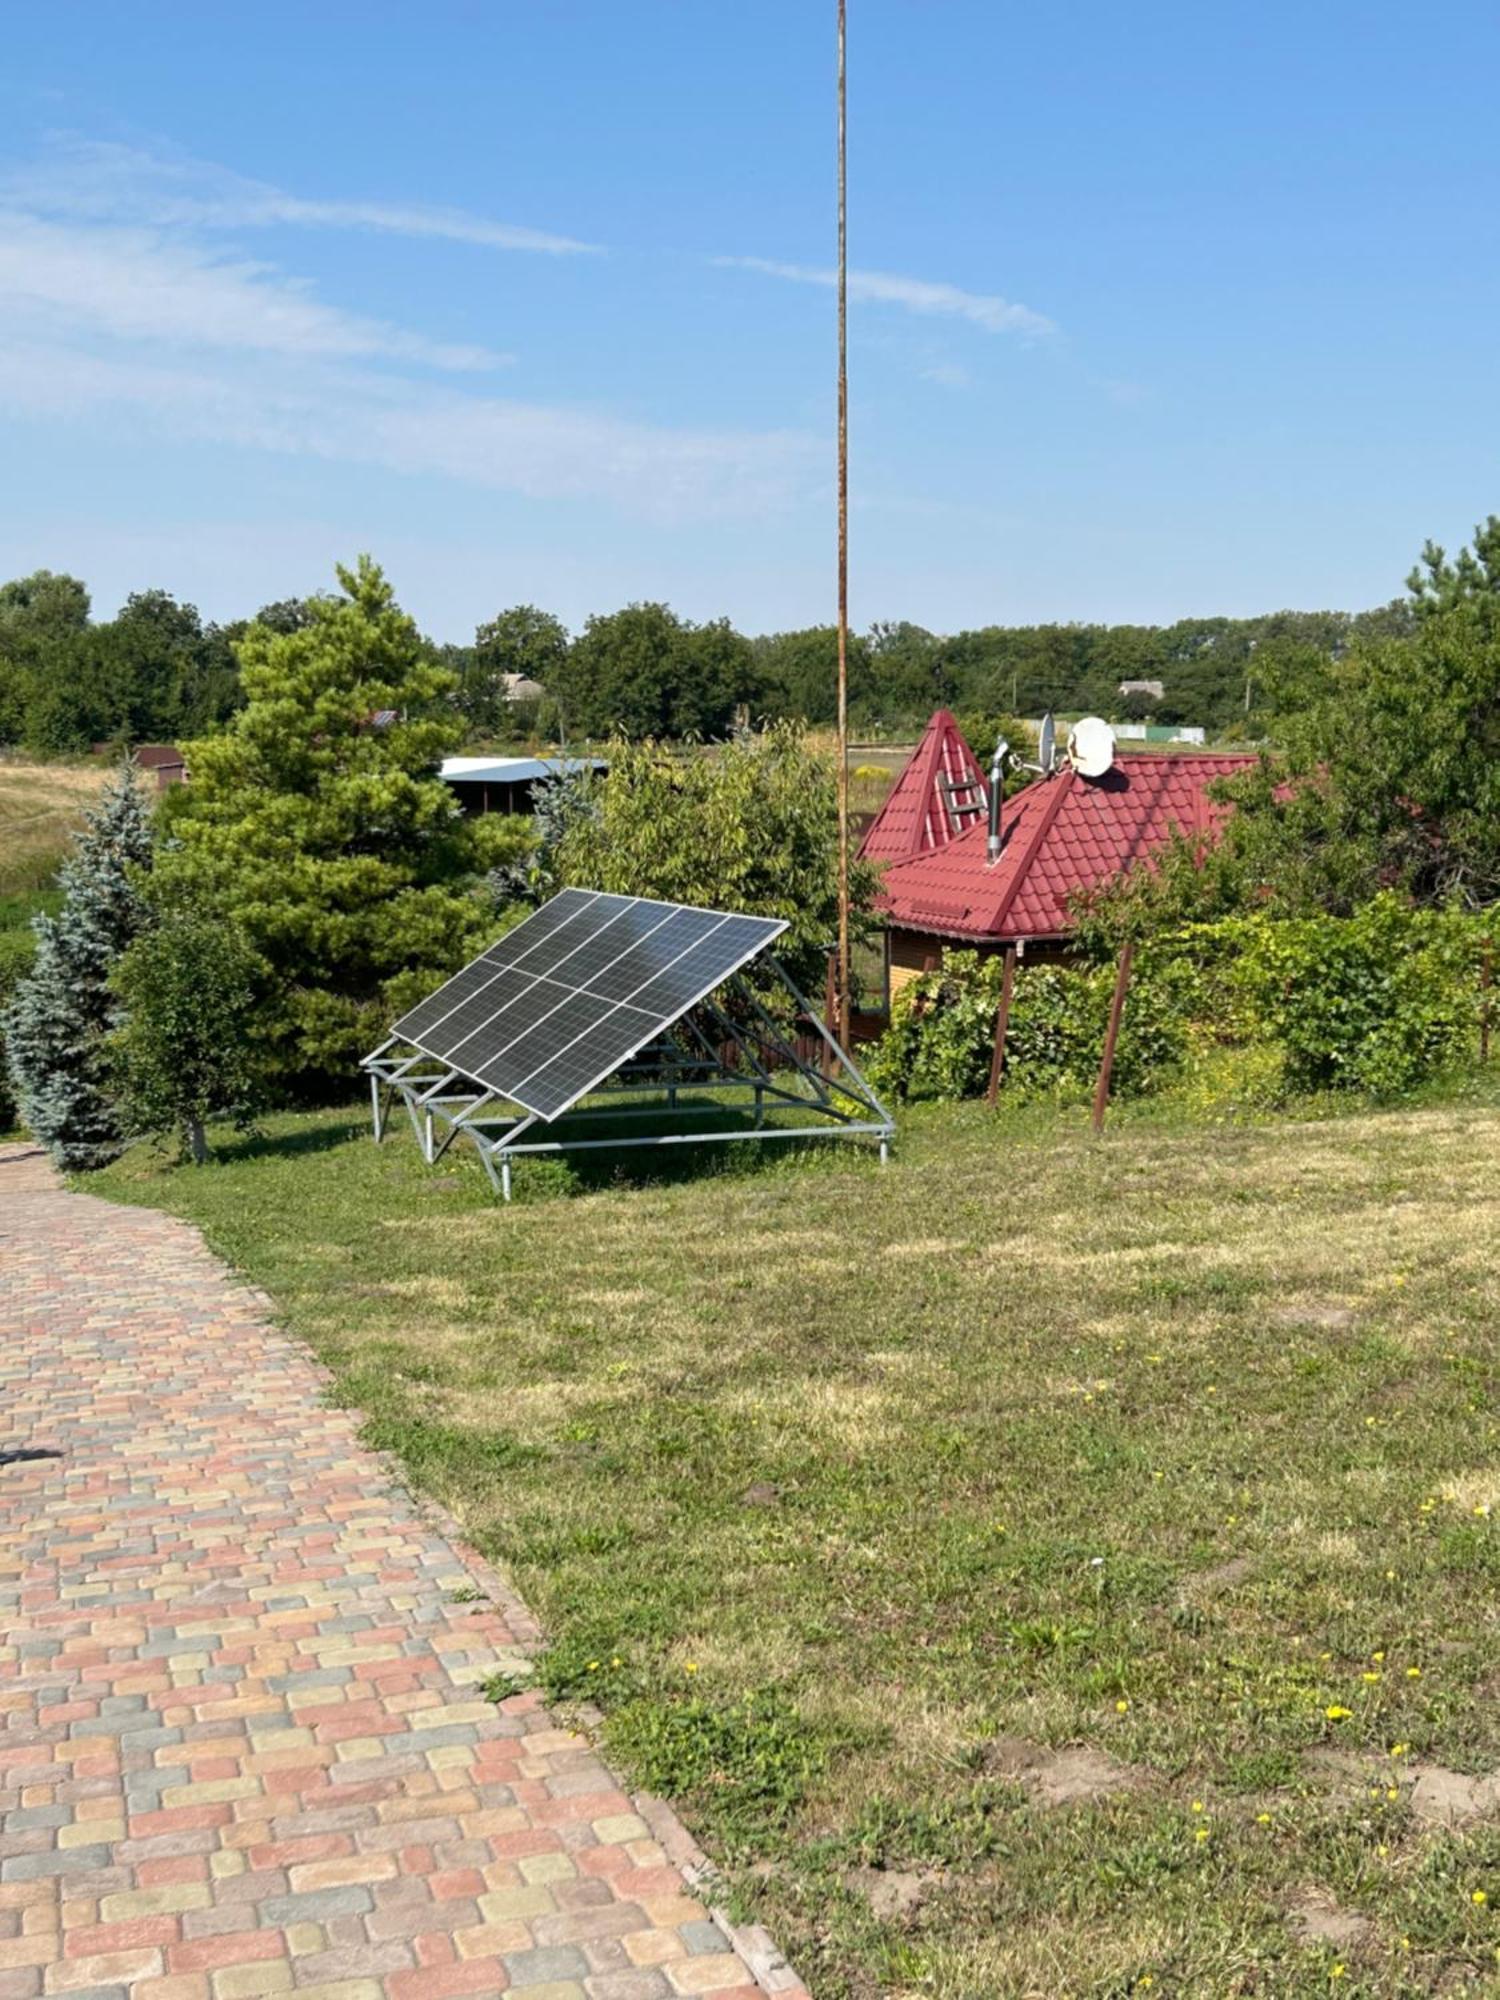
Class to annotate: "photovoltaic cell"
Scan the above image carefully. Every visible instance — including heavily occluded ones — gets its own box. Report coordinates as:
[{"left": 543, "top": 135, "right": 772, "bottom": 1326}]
[{"left": 389, "top": 891, "right": 786, "bottom": 1122}]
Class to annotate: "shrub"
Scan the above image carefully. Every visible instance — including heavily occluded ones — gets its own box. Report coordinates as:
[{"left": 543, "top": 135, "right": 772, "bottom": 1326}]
[
  {"left": 867, "top": 948, "right": 1191, "bottom": 1105},
  {"left": 110, "top": 908, "right": 263, "bottom": 1161},
  {"left": 866, "top": 901, "right": 1489, "bottom": 1109},
  {"left": 1223, "top": 895, "right": 1481, "bottom": 1096}
]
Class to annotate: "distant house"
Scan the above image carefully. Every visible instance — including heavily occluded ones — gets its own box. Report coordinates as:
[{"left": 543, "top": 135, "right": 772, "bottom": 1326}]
[
  {"left": 92, "top": 742, "right": 187, "bottom": 791},
  {"left": 440, "top": 753, "right": 605, "bottom": 817},
  {"left": 1118, "top": 678, "right": 1165, "bottom": 701},
  {"left": 859, "top": 710, "right": 1254, "bottom": 998},
  {"left": 498, "top": 673, "right": 545, "bottom": 704}
]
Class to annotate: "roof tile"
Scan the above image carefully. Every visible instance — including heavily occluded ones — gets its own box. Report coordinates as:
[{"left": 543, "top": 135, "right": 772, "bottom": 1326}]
[
  {"left": 873, "top": 719, "right": 1257, "bottom": 941},
  {"left": 858, "top": 709, "right": 989, "bottom": 865}
]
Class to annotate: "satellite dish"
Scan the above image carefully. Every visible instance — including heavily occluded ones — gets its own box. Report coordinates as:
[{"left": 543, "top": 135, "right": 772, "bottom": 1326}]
[
  {"left": 1067, "top": 716, "right": 1116, "bottom": 779},
  {"left": 1038, "top": 711, "right": 1057, "bottom": 774}
]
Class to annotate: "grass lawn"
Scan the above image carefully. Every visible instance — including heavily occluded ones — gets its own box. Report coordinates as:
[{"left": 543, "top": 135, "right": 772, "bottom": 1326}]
[{"left": 92, "top": 1083, "right": 1500, "bottom": 1997}]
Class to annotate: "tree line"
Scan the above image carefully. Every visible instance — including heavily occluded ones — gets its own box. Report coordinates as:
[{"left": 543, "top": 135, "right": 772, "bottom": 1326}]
[
  {"left": 0, "top": 567, "right": 1420, "bottom": 755},
  {"left": 7, "top": 519, "right": 1498, "bottom": 1165}
]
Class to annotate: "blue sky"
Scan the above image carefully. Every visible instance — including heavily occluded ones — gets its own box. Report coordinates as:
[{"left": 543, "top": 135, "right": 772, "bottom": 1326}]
[{"left": 2, "top": 1, "right": 1498, "bottom": 640}]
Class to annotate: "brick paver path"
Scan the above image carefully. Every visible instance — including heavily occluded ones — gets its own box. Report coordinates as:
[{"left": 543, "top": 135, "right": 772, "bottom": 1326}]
[{"left": 0, "top": 1145, "right": 804, "bottom": 2000}]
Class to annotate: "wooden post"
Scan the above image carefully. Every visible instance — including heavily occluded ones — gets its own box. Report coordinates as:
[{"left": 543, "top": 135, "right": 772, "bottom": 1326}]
[
  {"left": 985, "top": 946, "right": 1017, "bottom": 1107},
  {"left": 833, "top": 0, "right": 851, "bottom": 1050},
  {"left": 822, "top": 951, "right": 837, "bottom": 1078},
  {"left": 1483, "top": 938, "right": 1494, "bottom": 1064},
  {"left": 1091, "top": 939, "right": 1134, "bottom": 1135}
]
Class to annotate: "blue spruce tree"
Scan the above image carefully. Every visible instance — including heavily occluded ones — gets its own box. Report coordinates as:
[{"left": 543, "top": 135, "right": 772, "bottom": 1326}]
[{"left": 3, "top": 763, "right": 152, "bottom": 1168}]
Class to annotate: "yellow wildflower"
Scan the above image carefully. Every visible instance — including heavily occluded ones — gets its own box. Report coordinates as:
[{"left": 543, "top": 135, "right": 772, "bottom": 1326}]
[
  {"left": 1474, "top": 1890, "right": 1488, "bottom": 1906},
  {"left": 1326, "top": 1705, "right": 1353, "bottom": 1721}
]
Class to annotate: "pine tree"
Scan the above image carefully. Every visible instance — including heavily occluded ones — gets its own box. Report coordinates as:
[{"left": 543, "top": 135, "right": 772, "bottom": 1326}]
[
  {"left": 151, "top": 557, "right": 531, "bottom": 1090},
  {"left": 3, "top": 763, "right": 153, "bottom": 1167}
]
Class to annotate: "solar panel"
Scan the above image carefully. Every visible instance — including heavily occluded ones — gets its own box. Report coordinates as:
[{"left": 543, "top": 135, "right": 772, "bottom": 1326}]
[{"left": 391, "top": 890, "right": 787, "bottom": 1122}]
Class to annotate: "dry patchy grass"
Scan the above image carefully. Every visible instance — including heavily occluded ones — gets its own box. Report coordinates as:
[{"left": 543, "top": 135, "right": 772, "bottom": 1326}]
[{"left": 0, "top": 758, "right": 117, "bottom": 895}]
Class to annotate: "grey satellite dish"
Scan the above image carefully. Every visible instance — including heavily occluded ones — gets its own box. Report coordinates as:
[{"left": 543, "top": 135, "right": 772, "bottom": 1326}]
[
  {"left": 1067, "top": 716, "right": 1116, "bottom": 779},
  {"left": 1038, "top": 711, "right": 1057, "bottom": 774}
]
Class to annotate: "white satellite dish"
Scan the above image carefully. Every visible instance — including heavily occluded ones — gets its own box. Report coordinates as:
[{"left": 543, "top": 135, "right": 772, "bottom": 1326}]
[{"left": 1067, "top": 716, "right": 1116, "bottom": 779}]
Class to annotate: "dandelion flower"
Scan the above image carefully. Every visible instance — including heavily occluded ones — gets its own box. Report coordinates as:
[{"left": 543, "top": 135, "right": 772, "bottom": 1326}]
[
  {"left": 587, "top": 1660, "right": 600, "bottom": 1672},
  {"left": 1192, "top": 1800, "right": 1205, "bottom": 1813},
  {"left": 1474, "top": 1890, "right": 1488, "bottom": 1906},
  {"left": 1387, "top": 1788, "right": 1399, "bottom": 1801},
  {"left": 1116, "top": 1699, "right": 1130, "bottom": 1714},
  {"left": 1391, "top": 1743, "right": 1409, "bottom": 1757},
  {"left": 1195, "top": 1826, "right": 1210, "bottom": 1842},
  {"left": 1372, "top": 1651, "right": 1385, "bottom": 1663},
  {"left": 1331, "top": 1963, "right": 1346, "bottom": 1978},
  {"left": 1363, "top": 1671, "right": 1382, "bottom": 1683},
  {"left": 1326, "top": 1705, "right": 1353, "bottom": 1720},
  {"left": 685, "top": 1661, "right": 699, "bottom": 1674},
  {"left": 1256, "top": 1812, "right": 1272, "bottom": 1825},
  {"left": 1407, "top": 1666, "right": 1421, "bottom": 1679}
]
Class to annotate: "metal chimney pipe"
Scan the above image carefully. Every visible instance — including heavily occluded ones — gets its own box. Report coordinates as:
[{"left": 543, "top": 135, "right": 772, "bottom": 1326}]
[{"left": 987, "top": 737, "right": 1010, "bottom": 863}]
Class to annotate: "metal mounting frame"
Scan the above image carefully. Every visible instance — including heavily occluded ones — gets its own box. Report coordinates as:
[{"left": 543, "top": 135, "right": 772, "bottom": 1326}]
[{"left": 362, "top": 952, "right": 894, "bottom": 1201}]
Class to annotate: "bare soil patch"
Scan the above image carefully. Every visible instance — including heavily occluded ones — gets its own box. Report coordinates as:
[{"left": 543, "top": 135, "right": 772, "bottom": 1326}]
[
  {"left": 1287, "top": 1890, "right": 1374, "bottom": 1950},
  {"left": 1271, "top": 1303, "right": 1358, "bottom": 1329},
  {"left": 984, "top": 1736, "right": 1146, "bottom": 1808},
  {"left": 843, "top": 1865, "right": 950, "bottom": 1921}
]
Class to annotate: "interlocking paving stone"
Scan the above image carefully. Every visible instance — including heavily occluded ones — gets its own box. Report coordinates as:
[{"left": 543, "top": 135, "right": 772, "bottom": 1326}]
[{"left": 0, "top": 1145, "right": 808, "bottom": 1999}]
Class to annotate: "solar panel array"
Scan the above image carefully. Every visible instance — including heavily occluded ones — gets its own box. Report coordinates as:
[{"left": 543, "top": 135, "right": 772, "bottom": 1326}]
[{"left": 392, "top": 889, "right": 787, "bottom": 1122}]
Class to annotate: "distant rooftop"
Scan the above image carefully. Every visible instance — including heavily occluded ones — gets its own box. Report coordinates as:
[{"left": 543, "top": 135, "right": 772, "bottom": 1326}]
[{"left": 440, "top": 754, "right": 605, "bottom": 786}]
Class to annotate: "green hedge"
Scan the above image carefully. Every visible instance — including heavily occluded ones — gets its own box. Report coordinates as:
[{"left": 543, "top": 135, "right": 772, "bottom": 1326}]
[{"left": 867, "top": 897, "right": 1492, "bottom": 1108}]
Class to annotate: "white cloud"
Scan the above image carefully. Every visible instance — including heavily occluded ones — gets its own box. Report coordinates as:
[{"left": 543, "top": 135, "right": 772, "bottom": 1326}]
[
  {"left": 0, "top": 137, "right": 812, "bottom": 522},
  {"left": 2, "top": 137, "right": 599, "bottom": 256},
  {"left": 0, "top": 213, "right": 506, "bottom": 371},
  {"left": 920, "top": 361, "right": 973, "bottom": 390},
  {"left": 0, "top": 339, "right": 815, "bottom": 521},
  {"left": 716, "top": 255, "right": 1055, "bottom": 338}
]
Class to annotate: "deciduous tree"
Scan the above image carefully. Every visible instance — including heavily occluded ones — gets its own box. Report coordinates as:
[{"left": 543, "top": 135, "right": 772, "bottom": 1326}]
[{"left": 110, "top": 907, "right": 262, "bottom": 1162}]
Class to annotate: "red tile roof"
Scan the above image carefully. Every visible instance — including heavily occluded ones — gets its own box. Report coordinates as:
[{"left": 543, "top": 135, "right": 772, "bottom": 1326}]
[
  {"left": 874, "top": 736, "right": 1258, "bottom": 943},
  {"left": 858, "top": 708, "right": 989, "bottom": 865}
]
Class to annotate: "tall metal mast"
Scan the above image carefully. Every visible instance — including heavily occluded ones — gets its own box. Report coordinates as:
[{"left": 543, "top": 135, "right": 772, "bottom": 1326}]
[{"left": 835, "top": 0, "right": 851, "bottom": 1039}]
